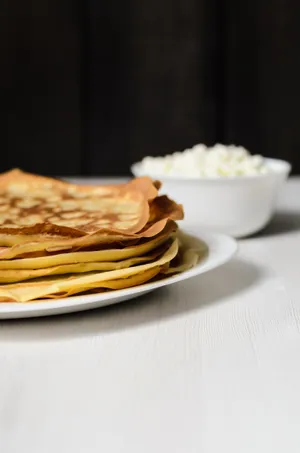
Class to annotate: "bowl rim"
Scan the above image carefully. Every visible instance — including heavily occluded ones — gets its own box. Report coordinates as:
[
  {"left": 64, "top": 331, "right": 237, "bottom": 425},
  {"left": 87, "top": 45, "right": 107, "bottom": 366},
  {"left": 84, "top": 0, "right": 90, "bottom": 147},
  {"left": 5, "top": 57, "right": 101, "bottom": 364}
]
[{"left": 131, "top": 158, "right": 291, "bottom": 182}]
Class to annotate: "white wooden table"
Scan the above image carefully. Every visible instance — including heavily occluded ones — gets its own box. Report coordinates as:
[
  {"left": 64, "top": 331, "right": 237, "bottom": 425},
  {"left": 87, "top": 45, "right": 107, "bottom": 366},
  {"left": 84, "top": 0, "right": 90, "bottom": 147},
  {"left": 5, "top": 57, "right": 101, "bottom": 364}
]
[{"left": 1, "top": 178, "right": 300, "bottom": 453}]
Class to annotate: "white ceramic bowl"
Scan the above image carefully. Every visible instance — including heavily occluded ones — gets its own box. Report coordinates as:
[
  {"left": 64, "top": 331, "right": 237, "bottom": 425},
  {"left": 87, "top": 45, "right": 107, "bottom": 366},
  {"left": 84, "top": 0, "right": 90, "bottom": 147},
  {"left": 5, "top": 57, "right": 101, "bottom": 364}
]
[{"left": 131, "top": 158, "right": 291, "bottom": 238}]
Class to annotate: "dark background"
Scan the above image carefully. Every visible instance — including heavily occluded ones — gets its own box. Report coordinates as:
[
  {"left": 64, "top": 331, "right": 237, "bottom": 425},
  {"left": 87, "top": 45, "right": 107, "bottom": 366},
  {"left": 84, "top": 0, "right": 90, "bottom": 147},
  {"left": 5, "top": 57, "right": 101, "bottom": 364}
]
[{"left": 1, "top": 0, "right": 300, "bottom": 176}]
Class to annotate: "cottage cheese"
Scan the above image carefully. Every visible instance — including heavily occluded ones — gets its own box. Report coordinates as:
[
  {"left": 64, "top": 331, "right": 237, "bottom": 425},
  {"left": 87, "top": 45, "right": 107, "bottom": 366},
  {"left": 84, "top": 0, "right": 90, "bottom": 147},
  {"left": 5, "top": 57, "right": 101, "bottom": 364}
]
[{"left": 135, "top": 144, "right": 269, "bottom": 178}]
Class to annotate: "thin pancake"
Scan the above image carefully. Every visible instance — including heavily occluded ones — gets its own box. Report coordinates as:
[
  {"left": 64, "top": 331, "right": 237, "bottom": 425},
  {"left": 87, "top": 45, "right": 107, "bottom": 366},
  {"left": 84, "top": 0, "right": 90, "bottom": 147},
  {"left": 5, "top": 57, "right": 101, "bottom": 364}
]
[
  {"left": 0, "top": 241, "right": 170, "bottom": 283},
  {"left": 0, "top": 195, "right": 183, "bottom": 257},
  {"left": 0, "top": 223, "right": 175, "bottom": 266},
  {"left": 44, "top": 266, "right": 162, "bottom": 298},
  {"left": 0, "top": 169, "right": 159, "bottom": 235},
  {"left": 0, "top": 194, "right": 183, "bottom": 245},
  {"left": 165, "top": 231, "right": 208, "bottom": 273},
  {"left": 0, "top": 238, "right": 179, "bottom": 302}
]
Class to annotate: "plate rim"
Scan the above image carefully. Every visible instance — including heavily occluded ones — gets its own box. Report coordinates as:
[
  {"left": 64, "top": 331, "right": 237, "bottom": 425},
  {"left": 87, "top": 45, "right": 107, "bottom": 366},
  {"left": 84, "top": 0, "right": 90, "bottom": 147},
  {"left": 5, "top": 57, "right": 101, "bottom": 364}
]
[{"left": 0, "top": 229, "right": 238, "bottom": 317}]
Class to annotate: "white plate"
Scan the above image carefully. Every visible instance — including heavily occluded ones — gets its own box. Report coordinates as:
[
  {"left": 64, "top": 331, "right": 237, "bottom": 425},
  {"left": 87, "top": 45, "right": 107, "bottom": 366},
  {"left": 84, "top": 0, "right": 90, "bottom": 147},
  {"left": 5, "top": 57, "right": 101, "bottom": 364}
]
[{"left": 0, "top": 229, "right": 237, "bottom": 319}]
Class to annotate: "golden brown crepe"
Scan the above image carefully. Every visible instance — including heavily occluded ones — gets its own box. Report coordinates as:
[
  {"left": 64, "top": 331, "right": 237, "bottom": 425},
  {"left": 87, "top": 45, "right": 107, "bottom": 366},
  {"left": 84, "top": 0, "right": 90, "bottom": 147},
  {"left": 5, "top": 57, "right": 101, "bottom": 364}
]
[
  {"left": 0, "top": 229, "right": 171, "bottom": 270},
  {"left": 0, "top": 169, "right": 183, "bottom": 258},
  {"left": 0, "top": 238, "right": 179, "bottom": 302},
  {"left": 0, "top": 169, "right": 206, "bottom": 304},
  {"left": 41, "top": 267, "right": 163, "bottom": 297},
  {"left": 165, "top": 230, "right": 208, "bottom": 274},
  {"left": 0, "top": 239, "right": 172, "bottom": 283},
  {"left": 0, "top": 169, "right": 159, "bottom": 235},
  {"left": 0, "top": 194, "right": 183, "bottom": 243},
  {"left": 0, "top": 219, "right": 178, "bottom": 260}
]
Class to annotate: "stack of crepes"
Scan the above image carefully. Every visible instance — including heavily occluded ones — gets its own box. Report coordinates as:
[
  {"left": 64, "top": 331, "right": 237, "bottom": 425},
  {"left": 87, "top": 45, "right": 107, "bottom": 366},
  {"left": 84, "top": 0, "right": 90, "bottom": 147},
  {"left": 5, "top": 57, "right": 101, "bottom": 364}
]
[{"left": 0, "top": 169, "right": 204, "bottom": 302}]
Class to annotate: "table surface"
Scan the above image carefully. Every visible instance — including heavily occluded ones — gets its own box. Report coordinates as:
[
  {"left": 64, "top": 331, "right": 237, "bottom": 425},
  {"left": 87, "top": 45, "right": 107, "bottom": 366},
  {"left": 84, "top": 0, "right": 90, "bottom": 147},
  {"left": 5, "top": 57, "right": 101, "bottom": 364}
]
[{"left": 1, "top": 178, "right": 300, "bottom": 453}]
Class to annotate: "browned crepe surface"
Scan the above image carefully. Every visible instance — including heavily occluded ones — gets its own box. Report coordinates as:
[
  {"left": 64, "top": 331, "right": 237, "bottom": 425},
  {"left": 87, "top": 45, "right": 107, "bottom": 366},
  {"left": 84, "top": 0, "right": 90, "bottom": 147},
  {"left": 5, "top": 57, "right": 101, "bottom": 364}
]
[{"left": 0, "top": 169, "right": 160, "bottom": 235}]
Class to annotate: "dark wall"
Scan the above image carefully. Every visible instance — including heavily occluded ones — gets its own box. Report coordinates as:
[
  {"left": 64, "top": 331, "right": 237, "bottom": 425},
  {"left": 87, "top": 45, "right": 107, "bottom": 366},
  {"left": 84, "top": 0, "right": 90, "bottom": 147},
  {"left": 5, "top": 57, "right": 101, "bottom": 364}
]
[
  {"left": 85, "top": 0, "right": 220, "bottom": 175},
  {"left": 1, "top": 0, "right": 300, "bottom": 175},
  {"left": 225, "top": 0, "right": 300, "bottom": 166},
  {"left": 1, "top": 0, "right": 82, "bottom": 175}
]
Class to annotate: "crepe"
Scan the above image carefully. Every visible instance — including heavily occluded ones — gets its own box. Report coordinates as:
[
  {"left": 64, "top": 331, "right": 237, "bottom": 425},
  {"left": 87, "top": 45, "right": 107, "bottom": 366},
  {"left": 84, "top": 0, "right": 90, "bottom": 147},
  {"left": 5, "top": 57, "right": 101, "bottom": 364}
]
[
  {"left": 0, "top": 257, "right": 163, "bottom": 284},
  {"left": 25, "top": 267, "right": 164, "bottom": 298},
  {"left": 0, "top": 169, "right": 205, "bottom": 304},
  {"left": 0, "top": 227, "right": 173, "bottom": 269},
  {"left": 0, "top": 238, "right": 179, "bottom": 302},
  {"left": 165, "top": 230, "right": 208, "bottom": 273},
  {"left": 0, "top": 219, "right": 178, "bottom": 261},
  {"left": 0, "top": 169, "right": 160, "bottom": 235},
  {"left": 0, "top": 171, "right": 183, "bottom": 258},
  {"left": 0, "top": 239, "right": 172, "bottom": 283}
]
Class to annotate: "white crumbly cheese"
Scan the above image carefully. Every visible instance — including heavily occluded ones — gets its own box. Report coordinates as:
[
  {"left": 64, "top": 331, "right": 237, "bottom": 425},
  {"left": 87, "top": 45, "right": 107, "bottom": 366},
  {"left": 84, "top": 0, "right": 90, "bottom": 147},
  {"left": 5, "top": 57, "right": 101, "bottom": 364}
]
[{"left": 136, "top": 144, "right": 269, "bottom": 178}]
